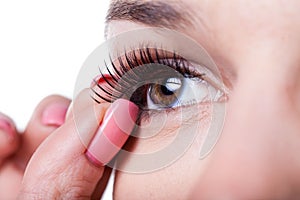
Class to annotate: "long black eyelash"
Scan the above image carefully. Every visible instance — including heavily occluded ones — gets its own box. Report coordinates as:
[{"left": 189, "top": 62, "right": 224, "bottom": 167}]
[{"left": 91, "top": 47, "right": 204, "bottom": 105}]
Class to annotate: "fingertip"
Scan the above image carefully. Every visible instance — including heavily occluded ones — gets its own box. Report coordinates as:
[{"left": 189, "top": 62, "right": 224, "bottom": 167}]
[
  {"left": 39, "top": 95, "right": 71, "bottom": 127},
  {"left": 0, "top": 113, "right": 19, "bottom": 159},
  {"left": 15, "top": 95, "right": 71, "bottom": 169},
  {"left": 85, "top": 99, "right": 139, "bottom": 167},
  {"left": 41, "top": 102, "right": 69, "bottom": 127},
  {"left": 0, "top": 113, "right": 15, "bottom": 136},
  {"left": 25, "top": 95, "right": 71, "bottom": 135},
  {"left": 85, "top": 150, "right": 104, "bottom": 168}
]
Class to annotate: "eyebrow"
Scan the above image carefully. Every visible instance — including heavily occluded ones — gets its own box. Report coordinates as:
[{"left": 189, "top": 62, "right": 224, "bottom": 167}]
[{"left": 106, "top": 0, "right": 195, "bottom": 30}]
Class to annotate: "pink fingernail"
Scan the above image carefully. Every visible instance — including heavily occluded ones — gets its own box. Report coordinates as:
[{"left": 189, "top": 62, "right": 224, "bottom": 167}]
[
  {"left": 42, "top": 103, "right": 68, "bottom": 126},
  {"left": 85, "top": 99, "right": 139, "bottom": 167},
  {"left": 0, "top": 114, "right": 15, "bottom": 139}
]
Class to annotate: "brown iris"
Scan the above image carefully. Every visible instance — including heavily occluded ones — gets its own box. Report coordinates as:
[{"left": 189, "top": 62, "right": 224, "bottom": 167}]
[{"left": 149, "top": 77, "right": 183, "bottom": 107}]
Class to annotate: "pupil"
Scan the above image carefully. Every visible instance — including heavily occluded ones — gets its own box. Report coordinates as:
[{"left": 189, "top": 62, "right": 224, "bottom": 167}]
[{"left": 160, "top": 85, "right": 174, "bottom": 96}]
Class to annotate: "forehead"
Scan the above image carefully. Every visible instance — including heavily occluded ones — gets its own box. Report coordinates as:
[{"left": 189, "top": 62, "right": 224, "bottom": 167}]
[
  {"left": 106, "top": 0, "right": 300, "bottom": 44},
  {"left": 107, "top": 0, "right": 300, "bottom": 29},
  {"left": 106, "top": 0, "right": 300, "bottom": 72}
]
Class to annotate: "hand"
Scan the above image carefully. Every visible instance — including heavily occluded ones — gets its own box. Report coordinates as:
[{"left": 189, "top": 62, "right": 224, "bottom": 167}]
[
  {"left": 17, "top": 94, "right": 138, "bottom": 199},
  {"left": 0, "top": 95, "right": 70, "bottom": 199}
]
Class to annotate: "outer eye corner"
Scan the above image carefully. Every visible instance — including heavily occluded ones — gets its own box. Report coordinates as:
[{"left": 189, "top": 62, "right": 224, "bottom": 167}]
[{"left": 92, "top": 47, "right": 229, "bottom": 113}]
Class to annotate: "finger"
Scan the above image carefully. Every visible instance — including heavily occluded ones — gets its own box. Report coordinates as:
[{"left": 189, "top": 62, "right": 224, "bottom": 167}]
[
  {"left": 13, "top": 95, "right": 71, "bottom": 170},
  {"left": 91, "top": 166, "right": 112, "bottom": 199},
  {"left": 65, "top": 75, "right": 114, "bottom": 122},
  {"left": 19, "top": 98, "right": 139, "bottom": 199},
  {"left": 0, "top": 112, "right": 19, "bottom": 163}
]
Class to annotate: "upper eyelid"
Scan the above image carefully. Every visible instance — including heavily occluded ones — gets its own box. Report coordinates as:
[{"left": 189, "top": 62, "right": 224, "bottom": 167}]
[
  {"left": 111, "top": 48, "right": 221, "bottom": 87},
  {"left": 110, "top": 48, "right": 197, "bottom": 76},
  {"left": 92, "top": 46, "right": 226, "bottom": 104}
]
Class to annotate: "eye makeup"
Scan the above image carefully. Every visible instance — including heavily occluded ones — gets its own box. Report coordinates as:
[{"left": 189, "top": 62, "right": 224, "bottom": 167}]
[{"left": 90, "top": 46, "right": 224, "bottom": 115}]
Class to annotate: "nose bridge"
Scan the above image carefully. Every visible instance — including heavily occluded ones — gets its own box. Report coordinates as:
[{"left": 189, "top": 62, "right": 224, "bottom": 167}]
[
  {"left": 198, "top": 62, "right": 300, "bottom": 195},
  {"left": 234, "top": 59, "right": 300, "bottom": 128},
  {"left": 229, "top": 60, "right": 300, "bottom": 155},
  {"left": 235, "top": 67, "right": 284, "bottom": 127},
  {"left": 197, "top": 7, "right": 300, "bottom": 197},
  {"left": 226, "top": 68, "right": 287, "bottom": 157},
  {"left": 210, "top": 62, "right": 300, "bottom": 195}
]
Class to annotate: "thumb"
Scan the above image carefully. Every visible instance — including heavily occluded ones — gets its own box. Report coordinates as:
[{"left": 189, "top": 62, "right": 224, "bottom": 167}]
[{"left": 18, "top": 99, "right": 139, "bottom": 199}]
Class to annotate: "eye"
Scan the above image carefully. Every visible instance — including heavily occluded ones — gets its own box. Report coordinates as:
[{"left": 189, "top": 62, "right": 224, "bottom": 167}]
[
  {"left": 91, "top": 48, "right": 226, "bottom": 111},
  {"left": 146, "top": 73, "right": 219, "bottom": 110},
  {"left": 147, "top": 77, "right": 183, "bottom": 109}
]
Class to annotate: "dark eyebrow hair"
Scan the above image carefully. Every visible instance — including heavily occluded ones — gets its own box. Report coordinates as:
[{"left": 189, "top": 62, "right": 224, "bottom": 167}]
[{"left": 106, "top": 0, "right": 195, "bottom": 30}]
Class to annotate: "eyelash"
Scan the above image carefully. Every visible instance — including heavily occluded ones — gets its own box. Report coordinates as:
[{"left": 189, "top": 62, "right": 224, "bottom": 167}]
[{"left": 90, "top": 47, "right": 205, "bottom": 111}]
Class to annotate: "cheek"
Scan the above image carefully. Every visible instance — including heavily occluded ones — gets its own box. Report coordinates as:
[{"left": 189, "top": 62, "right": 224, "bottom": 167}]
[
  {"left": 113, "top": 104, "right": 213, "bottom": 199},
  {"left": 113, "top": 139, "right": 209, "bottom": 200}
]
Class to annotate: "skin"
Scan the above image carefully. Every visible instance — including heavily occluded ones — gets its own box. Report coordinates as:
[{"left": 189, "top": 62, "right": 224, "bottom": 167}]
[
  {"left": 0, "top": 93, "right": 113, "bottom": 199},
  {"left": 109, "top": 0, "right": 300, "bottom": 199},
  {"left": 0, "top": 95, "right": 71, "bottom": 199},
  {"left": 0, "top": 0, "right": 300, "bottom": 199}
]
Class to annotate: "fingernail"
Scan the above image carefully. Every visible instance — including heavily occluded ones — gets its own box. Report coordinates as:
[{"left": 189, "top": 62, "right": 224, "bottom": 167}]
[
  {"left": 42, "top": 103, "right": 68, "bottom": 126},
  {"left": 85, "top": 99, "right": 139, "bottom": 167},
  {"left": 0, "top": 113, "right": 15, "bottom": 139}
]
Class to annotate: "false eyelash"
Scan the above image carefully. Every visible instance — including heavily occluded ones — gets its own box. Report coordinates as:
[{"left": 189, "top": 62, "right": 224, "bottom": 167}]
[{"left": 91, "top": 47, "right": 205, "bottom": 107}]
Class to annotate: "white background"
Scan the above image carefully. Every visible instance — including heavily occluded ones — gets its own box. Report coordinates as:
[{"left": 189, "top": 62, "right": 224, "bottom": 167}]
[
  {"left": 0, "top": 0, "right": 110, "bottom": 130},
  {"left": 0, "top": 1, "right": 113, "bottom": 199}
]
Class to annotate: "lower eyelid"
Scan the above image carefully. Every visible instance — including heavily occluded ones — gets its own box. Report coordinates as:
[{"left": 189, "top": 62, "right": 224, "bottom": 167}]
[
  {"left": 139, "top": 103, "right": 212, "bottom": 135},
  {"left": 130, "top": 103, "right": 212, "bottom": 154}
]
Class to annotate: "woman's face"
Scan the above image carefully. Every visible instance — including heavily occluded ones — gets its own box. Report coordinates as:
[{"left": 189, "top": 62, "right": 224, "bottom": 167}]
[{"left": 105, "top": 0, "right": 300, "bottom": 199}]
